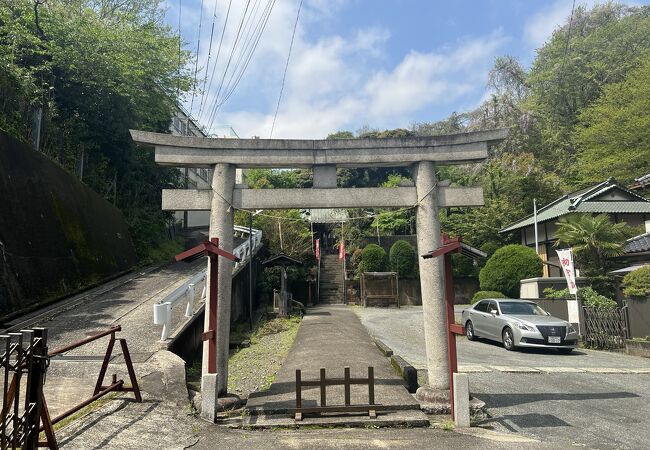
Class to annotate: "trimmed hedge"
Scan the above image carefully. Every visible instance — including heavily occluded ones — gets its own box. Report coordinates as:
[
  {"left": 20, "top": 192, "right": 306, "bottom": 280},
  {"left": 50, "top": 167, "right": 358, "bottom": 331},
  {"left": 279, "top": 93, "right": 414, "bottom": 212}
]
[
  {"left": 471, "top": 291, "right": 508, "bottom": 304},
  {"left": 544, "top": 286, "right": 617, "bottom": 309},
  {"left": 623, "top": 266, "right": 650, "bottom": 298},
  {"left": 358, "top": 244, "right": 387, "bottom": 274},
  {"left": 389, "top": 240, "right": 417, "bottom": 278},
  {"left": 479, "top": 244, "right": 543, "bottom": 298}
]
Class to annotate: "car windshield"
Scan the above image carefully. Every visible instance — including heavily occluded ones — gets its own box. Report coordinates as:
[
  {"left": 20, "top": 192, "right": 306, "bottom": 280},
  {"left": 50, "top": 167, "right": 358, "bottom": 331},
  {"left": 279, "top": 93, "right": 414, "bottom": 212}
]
[{"left": 499, "top": 301, "right": 548, "bottom": 316}]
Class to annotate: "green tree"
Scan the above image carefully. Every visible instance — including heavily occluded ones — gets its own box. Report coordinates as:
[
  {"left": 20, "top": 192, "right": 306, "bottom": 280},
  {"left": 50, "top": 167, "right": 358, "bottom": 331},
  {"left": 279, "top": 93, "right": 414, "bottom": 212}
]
[
  {"left": 479, "top": 245, "right": 543, "bottom": 298},
  {"left": 553, "top": 213, "right": 629, "bottom": 277},
  {"left": 441, "top": 153, "right": 560, "bottom": 248},
  {"left": 623, "top": 266, "right": 650, "bottom": 299},
  {"left": 0, "top": 0, "right": 191, "bottom": 258},
  {"left": 526, "top": 3, "right": 650, "bottom": 170},
  {"left": 389, "top": 240, "right": 416, "bottom": 278},
  {"left": 358, "top": 244, "right": 387, "bottom": 275},
  {"left": 574, "top": 57, "right": 650, "bottom": 185}
]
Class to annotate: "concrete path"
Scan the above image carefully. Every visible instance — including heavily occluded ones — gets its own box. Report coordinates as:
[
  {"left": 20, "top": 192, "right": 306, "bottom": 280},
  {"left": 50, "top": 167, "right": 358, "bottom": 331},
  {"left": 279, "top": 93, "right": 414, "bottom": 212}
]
[{"left": 246, "top": 305, "right": 425, "bottom": 425}]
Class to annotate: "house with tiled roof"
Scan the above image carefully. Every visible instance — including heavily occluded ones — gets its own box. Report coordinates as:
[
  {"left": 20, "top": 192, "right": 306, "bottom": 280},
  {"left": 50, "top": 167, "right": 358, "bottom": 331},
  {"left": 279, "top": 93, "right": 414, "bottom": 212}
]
[{"left": 500, "top": 178, "right": 650, "bottom": 278}]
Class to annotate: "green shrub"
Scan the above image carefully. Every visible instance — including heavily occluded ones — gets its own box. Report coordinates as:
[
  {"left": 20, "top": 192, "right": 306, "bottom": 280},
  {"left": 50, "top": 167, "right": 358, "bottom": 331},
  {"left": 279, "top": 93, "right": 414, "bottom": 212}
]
[
  {"left": 389, "top": 240, "right": 417, "bottom": 278},
  {"left": 358, "top": 244, "right": 387, "bottom": 274},
  {"left": 623, "top": 266, "right": 650, "bottom": 298},
  {"left": 544, "top": 286, "right": 617, "bottom": 309},
  {"left": 471, "top": 291, "right": 508, "bottom": 304},
  {"left": 479, "top": 245, "right": 543, "bottom": 298}
]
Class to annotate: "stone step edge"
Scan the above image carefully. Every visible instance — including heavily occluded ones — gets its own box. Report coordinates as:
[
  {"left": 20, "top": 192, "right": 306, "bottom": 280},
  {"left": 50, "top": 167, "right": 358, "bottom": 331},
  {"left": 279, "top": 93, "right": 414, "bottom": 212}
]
[{"left": 238, "top": 411, "right": 431, "bottom": 429}]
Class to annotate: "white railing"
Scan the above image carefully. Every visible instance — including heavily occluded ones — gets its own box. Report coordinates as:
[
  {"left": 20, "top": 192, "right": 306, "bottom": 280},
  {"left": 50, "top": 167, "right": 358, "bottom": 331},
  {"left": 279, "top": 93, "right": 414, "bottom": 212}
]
[{"left": 153, "top": 226, "right": 263, "bottom": 341}]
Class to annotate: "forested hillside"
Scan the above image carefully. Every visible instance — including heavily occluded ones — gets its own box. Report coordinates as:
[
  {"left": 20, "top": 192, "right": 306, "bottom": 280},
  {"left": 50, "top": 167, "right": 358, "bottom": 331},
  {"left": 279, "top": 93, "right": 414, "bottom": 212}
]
[
  {"left": 0, "top": 0, "right": 190, "bottom": 259},
  {"left": 323, "top": 3, "right": 650, "bottom": 258}
]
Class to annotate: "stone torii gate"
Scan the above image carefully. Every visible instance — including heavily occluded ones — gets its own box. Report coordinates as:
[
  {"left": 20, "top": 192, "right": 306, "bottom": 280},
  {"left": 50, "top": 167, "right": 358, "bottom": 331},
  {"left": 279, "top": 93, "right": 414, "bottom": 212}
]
[{"left": 130, "top": 128, "right": 507, "bottom": 410}]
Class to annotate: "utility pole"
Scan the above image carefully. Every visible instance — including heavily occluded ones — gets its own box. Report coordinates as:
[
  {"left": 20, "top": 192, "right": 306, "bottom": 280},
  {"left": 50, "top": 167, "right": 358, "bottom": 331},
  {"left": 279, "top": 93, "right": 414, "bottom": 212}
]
[
  {"left": 248, "top": 211, "right": 253, "bottom": 331},
  {"left": 533, "top": 198, "right": 539, "bottom": 255}
]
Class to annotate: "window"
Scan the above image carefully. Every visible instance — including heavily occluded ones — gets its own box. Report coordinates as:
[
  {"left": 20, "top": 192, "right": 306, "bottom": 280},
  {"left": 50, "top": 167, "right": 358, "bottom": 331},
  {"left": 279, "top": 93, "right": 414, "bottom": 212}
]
[
  {"left": 499, "top": 301, "right": 548, "bottom": 316},
  {"left": 474, "top": 301, "right": 488, "bottom": 312}
]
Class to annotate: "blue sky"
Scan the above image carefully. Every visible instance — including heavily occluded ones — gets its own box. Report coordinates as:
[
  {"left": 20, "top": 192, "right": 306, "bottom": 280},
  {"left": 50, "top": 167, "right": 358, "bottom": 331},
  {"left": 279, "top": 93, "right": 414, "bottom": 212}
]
[{"left": 162, "top": 0, "right": 639, "bottom": 139}]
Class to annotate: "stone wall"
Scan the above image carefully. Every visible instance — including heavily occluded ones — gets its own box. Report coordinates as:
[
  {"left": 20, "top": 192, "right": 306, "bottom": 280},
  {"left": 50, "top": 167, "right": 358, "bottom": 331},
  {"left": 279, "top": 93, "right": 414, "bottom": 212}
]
[
  {"left": 344, "top": 276, "right": 478, "bottom": 306},
  {"left": 0, "top": 131, "right": 137, "bottom": 318}
]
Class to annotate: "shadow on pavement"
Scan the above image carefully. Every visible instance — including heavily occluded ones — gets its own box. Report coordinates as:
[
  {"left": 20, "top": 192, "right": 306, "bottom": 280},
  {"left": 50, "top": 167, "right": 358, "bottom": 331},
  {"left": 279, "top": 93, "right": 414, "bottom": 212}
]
[
  {"left": 479, "top": 413, "right": 571, "bottom": 430},
  {"left": 478, "top": 391, "right": 639, "bottom": 407}
]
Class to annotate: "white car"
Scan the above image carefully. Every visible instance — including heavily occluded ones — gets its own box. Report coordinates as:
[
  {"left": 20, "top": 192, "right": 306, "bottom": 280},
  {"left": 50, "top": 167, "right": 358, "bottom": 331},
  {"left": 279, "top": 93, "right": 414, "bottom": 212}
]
[{"left": 461, "top": 299, "right": 579, "bottom": 353}]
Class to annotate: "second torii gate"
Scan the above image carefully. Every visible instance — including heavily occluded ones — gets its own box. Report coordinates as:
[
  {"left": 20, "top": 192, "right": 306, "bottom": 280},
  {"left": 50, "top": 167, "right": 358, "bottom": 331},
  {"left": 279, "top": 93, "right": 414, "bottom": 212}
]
[{"left": 130, "top": 128, "right": 507, "bottom": 414}]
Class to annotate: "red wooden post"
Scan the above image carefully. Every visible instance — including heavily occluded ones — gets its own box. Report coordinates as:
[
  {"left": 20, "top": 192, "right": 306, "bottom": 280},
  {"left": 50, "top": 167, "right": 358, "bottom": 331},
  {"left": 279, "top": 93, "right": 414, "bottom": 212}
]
[
  {"left": 175, "top": 237, "right": 239, "bottom": 377},
  {"left": 207, "top": 237, "right": 219, "bottom": 374},
  {"left": 444, "top": 252, "right": 457, "bottom": 419}
]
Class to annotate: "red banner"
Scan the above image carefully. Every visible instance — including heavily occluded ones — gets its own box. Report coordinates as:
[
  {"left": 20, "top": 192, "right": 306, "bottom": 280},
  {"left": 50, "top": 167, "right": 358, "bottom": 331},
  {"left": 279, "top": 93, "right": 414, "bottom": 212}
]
[
  {"left": 315, "top": 239, "right": 320, "bottom": 260},
  {"left": 339, "top": 240, "right": 345, "bottom": 260}
]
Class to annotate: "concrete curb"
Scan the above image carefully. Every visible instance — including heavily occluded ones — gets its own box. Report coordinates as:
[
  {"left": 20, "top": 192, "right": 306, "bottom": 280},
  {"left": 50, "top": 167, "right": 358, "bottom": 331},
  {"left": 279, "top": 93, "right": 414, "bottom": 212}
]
[
  {"left": 374, "top": 339, "right": 393, "bottom": 357},
  {"left": 390, "top": 355, "right": 418, "bottom": 394},
  {"left": 374, "top": 339, "right": 418, "bottom": 393}
]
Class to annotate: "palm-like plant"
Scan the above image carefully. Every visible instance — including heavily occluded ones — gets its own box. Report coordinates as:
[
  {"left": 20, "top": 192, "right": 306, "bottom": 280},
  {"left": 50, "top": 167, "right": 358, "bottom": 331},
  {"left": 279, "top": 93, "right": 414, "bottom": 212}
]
[{"left": 553, "top": 213, "right": 628, "bottom": 276}]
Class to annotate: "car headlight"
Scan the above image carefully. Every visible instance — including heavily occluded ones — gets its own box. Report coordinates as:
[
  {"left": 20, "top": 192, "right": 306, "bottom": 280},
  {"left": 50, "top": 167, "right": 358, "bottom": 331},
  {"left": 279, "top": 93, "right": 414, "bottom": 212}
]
[
  {"left": 567, "top": 324, "right": 576, "bottom": 335},
  {"left": 515, "top": 323, "right": 535, "bottom": 332}
]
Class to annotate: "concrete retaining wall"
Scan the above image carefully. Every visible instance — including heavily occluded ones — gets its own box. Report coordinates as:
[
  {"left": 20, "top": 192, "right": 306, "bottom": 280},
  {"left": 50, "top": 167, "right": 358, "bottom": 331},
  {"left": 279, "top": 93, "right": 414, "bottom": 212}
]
[
  {"left": 346, "top": 277, "right": 477, "bottom": 306},
  {"left": 167, "top": 259, "right": 261, "bottom": 362},
  {"left": 627, "top": 296, "right": 650, "bottom": 339},
  {"left": 625, "top": 339, "right": 650, "bottom": 358},
  {"left": 534, "top": 299, "right": 570, "bottom": 322},
  {"left": 0, "top": 131, "right": 137, "bottom": 318}
]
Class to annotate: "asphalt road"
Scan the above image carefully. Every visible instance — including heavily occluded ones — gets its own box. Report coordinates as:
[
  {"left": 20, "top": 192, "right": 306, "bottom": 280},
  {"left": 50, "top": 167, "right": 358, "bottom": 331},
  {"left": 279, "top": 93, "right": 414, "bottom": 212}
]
[{"left": 355, "top": 305, "right": 650, "bottom": 449}]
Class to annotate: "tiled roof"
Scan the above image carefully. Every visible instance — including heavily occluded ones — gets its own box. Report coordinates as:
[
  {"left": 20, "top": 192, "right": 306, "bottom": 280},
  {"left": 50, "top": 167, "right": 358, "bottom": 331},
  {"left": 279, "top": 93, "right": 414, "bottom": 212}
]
[
  {"left": 625, "top": 233, "right": 650, "bottom": 254},
  {"left": 500, "top": 179, "right": 650, "bottom": 233}
]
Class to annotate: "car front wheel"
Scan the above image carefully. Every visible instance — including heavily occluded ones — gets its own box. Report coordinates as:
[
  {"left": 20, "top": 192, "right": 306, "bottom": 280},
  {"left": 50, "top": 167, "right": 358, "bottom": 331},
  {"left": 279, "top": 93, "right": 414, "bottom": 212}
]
[
  {"left": 466, "top": 321, "right": 477, "bottom": 341},
  {"left": 502, "top": 327, "right": 515, "bottom": 351}
]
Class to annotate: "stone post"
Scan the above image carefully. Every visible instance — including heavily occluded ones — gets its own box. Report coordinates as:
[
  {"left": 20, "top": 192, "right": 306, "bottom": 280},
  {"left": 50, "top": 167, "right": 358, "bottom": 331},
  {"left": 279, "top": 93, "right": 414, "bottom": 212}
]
[
  {"left": 203, "top": 163, "right": 235, "bottom": 395},
  {"left": 413, "top": 161, "right": 449, "bottom": 392}
]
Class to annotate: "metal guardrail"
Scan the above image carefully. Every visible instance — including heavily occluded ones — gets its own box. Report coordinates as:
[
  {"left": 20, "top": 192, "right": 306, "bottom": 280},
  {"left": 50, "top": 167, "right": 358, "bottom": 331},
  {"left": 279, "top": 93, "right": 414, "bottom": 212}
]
[{"left": 152, "top": 226, "right": 262, "bottom": 341}]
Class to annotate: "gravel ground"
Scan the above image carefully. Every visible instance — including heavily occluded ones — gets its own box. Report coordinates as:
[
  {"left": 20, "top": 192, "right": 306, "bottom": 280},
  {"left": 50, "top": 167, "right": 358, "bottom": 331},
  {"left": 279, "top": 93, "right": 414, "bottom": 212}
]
[{"left": 227, "top": 316, "right": 302, "bottom": 398}]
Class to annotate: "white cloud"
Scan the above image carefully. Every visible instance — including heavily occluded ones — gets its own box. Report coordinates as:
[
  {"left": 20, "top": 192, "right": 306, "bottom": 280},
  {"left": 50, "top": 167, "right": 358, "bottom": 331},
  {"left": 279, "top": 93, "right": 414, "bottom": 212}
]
[
  {"left": 178, "top": 0, "right": 508, "bottom": 139},
  {"left": 523, "top": 0, "right": 605, "bottom": 48}
]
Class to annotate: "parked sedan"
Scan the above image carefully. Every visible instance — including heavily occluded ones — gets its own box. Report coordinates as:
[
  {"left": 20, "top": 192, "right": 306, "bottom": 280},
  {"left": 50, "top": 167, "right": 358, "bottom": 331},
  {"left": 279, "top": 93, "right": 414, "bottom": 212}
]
[{"left": 461, "top": 299, "right": 578, "bottom": 353}]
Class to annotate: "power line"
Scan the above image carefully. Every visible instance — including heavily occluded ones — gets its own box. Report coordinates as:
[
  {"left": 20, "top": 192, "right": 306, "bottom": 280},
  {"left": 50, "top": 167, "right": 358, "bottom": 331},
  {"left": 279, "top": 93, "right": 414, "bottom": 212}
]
[
  {"left": 270, "top": 0, "right": 302, "bottom": 138},
  {"left": 218, "top": 0, "right": 263, "bottom": 93},
  {"left": 206, "top": 0, "right": 252, "bottom": 132},
  {"left": 188, "top": 0, "right": 205, "bottom": 117},
  {"left": 176, "top": 0, "right": 183, "bottom": 98},
  {"left": 214, "top": 0, "right": 275, "bottom": 111},
  {"left": 199, "top": 0, "right": 233, "bottom": 124},
  {"left": 564, "top": 0, "right": 577, "bottom": 61},
  {"left": 198, "top": 0, "right": 220, "bottom": 119},
  {"left": 219, "top": 0, "right": 266, "bottom": 97}
]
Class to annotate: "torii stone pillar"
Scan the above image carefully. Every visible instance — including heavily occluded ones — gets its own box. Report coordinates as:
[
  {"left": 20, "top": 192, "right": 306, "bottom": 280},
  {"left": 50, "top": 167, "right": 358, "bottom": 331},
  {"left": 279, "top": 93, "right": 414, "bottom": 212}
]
[
  {"left": 203, "top": 163, "right": 235, "bottom": 394},
  {"left": 413, "top": 161, "right": 449, "bottom": 395}
]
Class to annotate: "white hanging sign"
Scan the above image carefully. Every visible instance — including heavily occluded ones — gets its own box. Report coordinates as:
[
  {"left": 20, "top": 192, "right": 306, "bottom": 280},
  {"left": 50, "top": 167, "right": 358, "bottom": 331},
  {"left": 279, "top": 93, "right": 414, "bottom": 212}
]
[{"left": 556, "top": 248, "right": 578, "bottom": 295}]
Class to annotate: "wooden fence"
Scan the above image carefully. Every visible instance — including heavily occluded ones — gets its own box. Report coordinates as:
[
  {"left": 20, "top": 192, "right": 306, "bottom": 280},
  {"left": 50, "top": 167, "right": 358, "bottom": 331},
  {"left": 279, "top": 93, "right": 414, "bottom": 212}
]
[{"left": 582, "top": 306, "right": 630, "bottom": 349}]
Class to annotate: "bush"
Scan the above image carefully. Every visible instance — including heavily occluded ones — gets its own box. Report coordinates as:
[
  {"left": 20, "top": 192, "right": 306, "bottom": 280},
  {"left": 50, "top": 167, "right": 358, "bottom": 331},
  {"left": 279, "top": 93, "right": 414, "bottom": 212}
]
[
  {"left": 479, "top": 244, "right": 543, "bottom": 298},
  {"left": 623, "top": 266, "right": 650, "bottom": 298},
  {"left": 471, "top": 291, "right": 508, "bottom": 304},
  {"left": 358, "top": 244, "right": 387, "bottom": 274},
  {"left": 389, "top": 240, "right": 417, "bottom": 278},
  {"left": 544, "top": 286, "right": 617, "bottom": 309}
]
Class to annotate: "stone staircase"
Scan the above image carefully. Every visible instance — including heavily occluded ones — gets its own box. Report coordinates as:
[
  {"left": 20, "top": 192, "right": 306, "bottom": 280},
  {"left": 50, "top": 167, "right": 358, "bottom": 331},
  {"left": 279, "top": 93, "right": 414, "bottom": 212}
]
[{"left": 319, "top": 254, "right": 344, "bottom": 304}]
